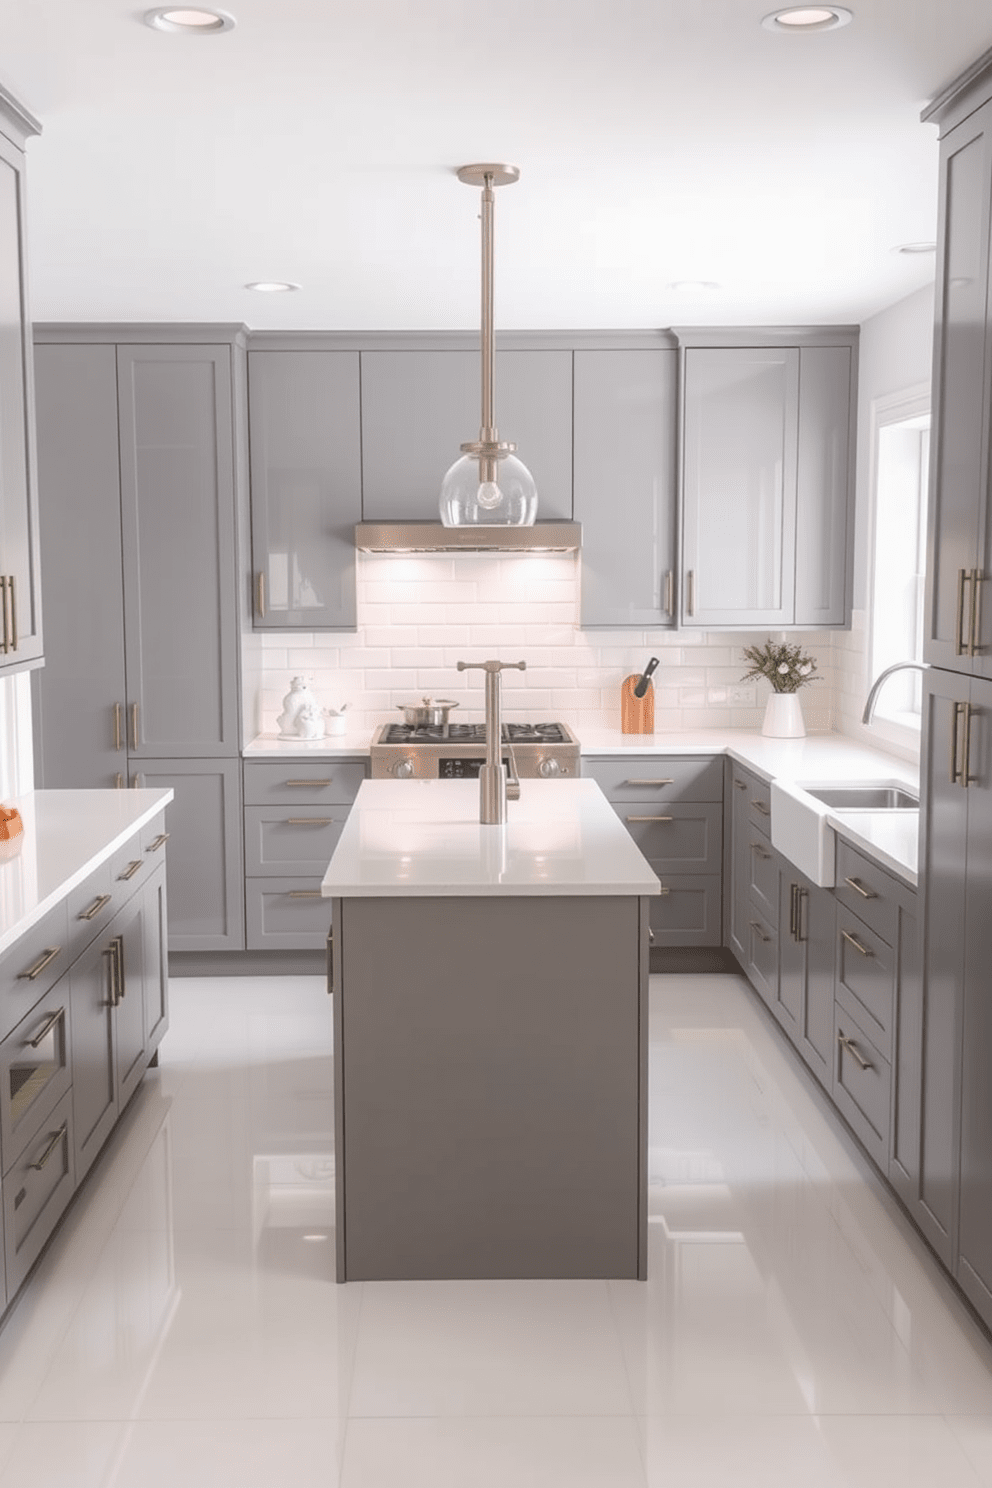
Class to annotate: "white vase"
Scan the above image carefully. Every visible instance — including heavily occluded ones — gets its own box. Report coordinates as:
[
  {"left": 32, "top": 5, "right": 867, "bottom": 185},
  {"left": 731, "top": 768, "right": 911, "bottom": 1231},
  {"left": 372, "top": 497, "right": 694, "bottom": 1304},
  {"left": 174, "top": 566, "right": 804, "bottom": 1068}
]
[{"left": 762, "top": 692, "right": 806, "bottom": 739}]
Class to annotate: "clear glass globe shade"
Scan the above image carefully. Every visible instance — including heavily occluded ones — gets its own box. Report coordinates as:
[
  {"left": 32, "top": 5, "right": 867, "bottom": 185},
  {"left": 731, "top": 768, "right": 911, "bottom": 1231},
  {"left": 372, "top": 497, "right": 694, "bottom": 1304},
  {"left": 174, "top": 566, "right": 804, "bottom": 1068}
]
[{"left": 439, "top": 454, "right": 538, "bottom": 527}]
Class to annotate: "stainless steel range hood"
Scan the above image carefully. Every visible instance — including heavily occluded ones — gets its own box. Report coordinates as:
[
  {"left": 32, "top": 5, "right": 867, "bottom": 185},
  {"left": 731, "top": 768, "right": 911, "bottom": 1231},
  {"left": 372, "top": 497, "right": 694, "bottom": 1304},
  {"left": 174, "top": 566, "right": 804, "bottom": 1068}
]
[{"left": 355, "top": 521, "right": 581, "bottom": 554}]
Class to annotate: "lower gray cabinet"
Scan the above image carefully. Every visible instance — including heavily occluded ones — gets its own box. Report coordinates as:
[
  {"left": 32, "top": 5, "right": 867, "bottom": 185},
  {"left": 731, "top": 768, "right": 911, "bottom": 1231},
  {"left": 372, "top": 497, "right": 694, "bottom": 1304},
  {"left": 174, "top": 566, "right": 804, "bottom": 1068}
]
[
  {"left": 2, "top": 1090, "right": 74, "bottom": 1300},
  {"left": 245, "top": 878, "right": 332, "bottom": 952}
]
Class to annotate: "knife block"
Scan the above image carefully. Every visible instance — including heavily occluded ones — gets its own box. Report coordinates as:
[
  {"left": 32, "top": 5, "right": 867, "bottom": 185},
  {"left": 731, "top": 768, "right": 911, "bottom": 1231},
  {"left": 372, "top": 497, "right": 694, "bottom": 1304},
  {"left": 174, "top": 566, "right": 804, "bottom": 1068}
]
[{"left": 621, "top": 675, "right": 655, "bottom": 734}]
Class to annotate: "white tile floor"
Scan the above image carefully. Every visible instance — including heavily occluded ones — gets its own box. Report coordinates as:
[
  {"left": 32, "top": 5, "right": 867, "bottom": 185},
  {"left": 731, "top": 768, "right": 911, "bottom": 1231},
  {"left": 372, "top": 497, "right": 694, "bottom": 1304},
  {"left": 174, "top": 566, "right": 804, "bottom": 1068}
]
[{"left": 0, "top": 971, "right": 991, "bottom": 1485}]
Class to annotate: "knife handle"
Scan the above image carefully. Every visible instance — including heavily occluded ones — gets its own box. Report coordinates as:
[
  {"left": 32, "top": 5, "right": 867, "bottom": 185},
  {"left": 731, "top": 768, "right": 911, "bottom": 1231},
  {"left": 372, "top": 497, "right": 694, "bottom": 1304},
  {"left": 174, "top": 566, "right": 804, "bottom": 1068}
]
[{"left": 633, "top": 657, "right": 660, "bottom": 699}]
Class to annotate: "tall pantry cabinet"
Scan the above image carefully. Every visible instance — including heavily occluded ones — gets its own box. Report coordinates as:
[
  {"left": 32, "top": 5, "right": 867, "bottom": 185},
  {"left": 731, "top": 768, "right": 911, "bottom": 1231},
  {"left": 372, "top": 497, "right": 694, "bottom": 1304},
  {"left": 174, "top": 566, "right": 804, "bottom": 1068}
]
[
  {"left": 917, "top": 47, "right": 992, "bottom": 1324},
  {"left": 32, "top": 333, "right": 245, "bottom": 952}
]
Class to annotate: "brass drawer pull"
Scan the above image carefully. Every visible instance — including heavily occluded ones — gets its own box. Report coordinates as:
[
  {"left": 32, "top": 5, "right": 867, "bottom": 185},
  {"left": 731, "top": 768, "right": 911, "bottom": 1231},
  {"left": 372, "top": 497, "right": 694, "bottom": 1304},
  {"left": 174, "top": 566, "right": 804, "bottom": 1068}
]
[
  {"left": 288, "top": 890, "right": 323, "bottom": 898},
  {"left": 648, "top": 927, "right": 656, "bottom": 943},
  {"left": 30, "top": 1123, "right": 67, "bottom": 1173},
  {"left": 971, "top": 569, "right": 984, "bottom": 657},
  {"left": 285, "top": 779, "right": 333, "bottom": 788},
  {"left": 257, "top": 571, "right": 265, "bottom": 619},
  {"left": 130, "top": 702, "right": 139, "bottom": 750},
  {"left": 624, "top": 778, "right": 675, "bottom": 787},
  {"left": 78, "top": 893, "right": 112, "bottom": 922},
  {"left": 8, "top": 574, "right": 15, "bottom": 651},
  {"left": 844, "top": 876, "right": 877, "bottom": 900},
  {"left": 625, "top": 814, "right": 673, "bottom": 823},
  {"left": 114, "top": 702, "right": 123, "bottom": 752},
  {"left": 18, "top": 946, "right": 61, "bottom": 981},
  {"left": 956, "top": 568, "right": 972, "bottom": 657},
  {"left": 663, "top": 570, "right": 673, "bottom": 616},
  {"left": 750, "top": 842, "right": 772, "bottom": 860},
  {"left": 0, "top": 575, "right": 7, "bottom": 654},
  {"left": 838, "top": 1032, "right": 874, "bottom": 1072},
  {"left": 658, "top": 885, "right": 671, "bottom": 896},
  {"left": 750, "top": 920, "right": 771, "bottom": 944},
  {"left": 27, "top": 1006, "right": 65, "bottom": 1049},
  {"left": 750, "top": 799, "right": 771, "bottom": 816},
  {"left": 686, "top": 568, "right": 695, "bottom": 617},
  {"left": 146, "top": 832, "right": 170, "bottom": 853},
  {"left": 118, "top": 859, "right": 143, "bottom": 881},
  {"left": 286, "top": 817, "right": 334, "bottom": 826},
  {"left": 734, "top": 779, "right": 748, "bottom": 791},
  {"left": 116, "top": 773, "right": 124, "bottom": 790},
  {"left": 841, "top": 929, "right": 873, "bottom": 958}
]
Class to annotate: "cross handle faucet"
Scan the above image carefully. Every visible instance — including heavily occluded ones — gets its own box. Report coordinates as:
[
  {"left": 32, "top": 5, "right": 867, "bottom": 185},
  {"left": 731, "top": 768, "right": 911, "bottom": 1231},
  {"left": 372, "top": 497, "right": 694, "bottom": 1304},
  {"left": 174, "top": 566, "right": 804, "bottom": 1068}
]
[{"left": 455, "top": 659, "right": 527, "bottom": 824}]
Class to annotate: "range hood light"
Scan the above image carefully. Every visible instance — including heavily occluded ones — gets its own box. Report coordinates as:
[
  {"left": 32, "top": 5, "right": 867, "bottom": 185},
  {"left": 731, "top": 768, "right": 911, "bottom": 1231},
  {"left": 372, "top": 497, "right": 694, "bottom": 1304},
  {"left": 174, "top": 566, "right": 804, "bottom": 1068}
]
[{"left": 355, "top": 521, "right": 581, "bottom": 555}]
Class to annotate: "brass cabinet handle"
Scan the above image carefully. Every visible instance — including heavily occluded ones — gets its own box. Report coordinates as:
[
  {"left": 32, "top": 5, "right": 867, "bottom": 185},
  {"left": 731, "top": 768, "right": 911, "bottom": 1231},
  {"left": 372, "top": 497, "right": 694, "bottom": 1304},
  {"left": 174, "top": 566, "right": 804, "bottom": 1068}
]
[
  {"left": 8, "top": 573, "right": 16, "bottom": 651},
  {"left": 957, "top": 568, "right": 972, "bottom": 657},
  {"left": 964, "top": 700, "right": 978, "bottom": 786},
  {"left": 129, "top": 703, "right": 139, "bottom": 750},
  {"left": 30, "top": 1123, "right": 67, "bottom": 1172},
  {"left": 113, "top": 702, "right": 123, "bottom": 752},
  {"left": 625, "top": 814, "right": 673, "bottom": 823},
  {"left": 27, "top": 1005, "right": 65, "bottom": 1050},
  {"left": 686, "top": 569, "right": 695, "bottom": 617},
  {"left": 838, "top": 1031, "right": 873, "bottom": 1072},
  {"left": 0, "top": 576, "right": 7, "bottom": 654},
  {"left": 796, "top": 887, "right": 807, "bottom": 943},
  {"left": 118, "top": 859, "right": 143, "bottom": 881},
  {"left": 750, "top": 920, "right": 771, "bottom": 944},
  {"left": 115, "top": 773, "right": 124, "bottom": 790},
  {"left": 326, "top": 929, "right": 334, "bottom": 994},
  {"left": 146, "top": 832, "right": 170, "bottom": 853},
  {"left": 288, "top": 889, "right": 323, "bottom": 898},
  {"left": 658, "top": 885, "right": 671, "bottom": 896},
  {"left": 841, "top": 928, "right": 873, "bottom": 958},
  {"left": 750, "top": 842, "right": 771, "bottom": 860},
  {"left": 78, "top": 893, "right": 112, "bottom": 922},
  {"left": 111, "top": 936, "right": 125, "bottom": 1003},
  {"left": 648, "top": 927, "right": 656, "bottom": 944},
  {"left": 285, "top": 779, "right": 333, "bottom": 788},
  {"left": 844, "top": 876, "right": 877, "bottom": 900},
  {"left": 102, "top": 943, "right": 119, "bottom": 1006},
  {"left": 971, "top": 569, "right": 984, "bottom": 656},
  {"left": 286, "top": 817, "right": 334, "bottom": 826},
  {"left": 663, "top": 570, "right": 673, "bottom": 616},
  {"left": 131, "top": 774, "right": 142, "bottom": 789},
  {"left": 789, "top": 882, "right": 799, "bottom": 939},
  {"left": 951, "top": 700, "right": 968, "bottom": 786},
  {"left": 257, "top": 571, "right": 266, "bottom": 619},
  {"left": 750, "top": 799, "right": 771, "bottom": 816},
  {"left": 18, "top": 946, "right": 62, "bottom": 981},
  {"left": 624, "top": 778, "right": 675, "bottom": 787}
]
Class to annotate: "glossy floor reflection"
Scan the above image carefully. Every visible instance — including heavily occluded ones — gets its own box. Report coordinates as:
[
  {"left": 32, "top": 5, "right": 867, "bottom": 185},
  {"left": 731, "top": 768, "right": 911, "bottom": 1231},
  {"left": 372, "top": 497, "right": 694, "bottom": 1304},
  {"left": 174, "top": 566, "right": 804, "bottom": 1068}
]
[{"left": 0, "top": 972, "right": 990, "bottom": 1485}]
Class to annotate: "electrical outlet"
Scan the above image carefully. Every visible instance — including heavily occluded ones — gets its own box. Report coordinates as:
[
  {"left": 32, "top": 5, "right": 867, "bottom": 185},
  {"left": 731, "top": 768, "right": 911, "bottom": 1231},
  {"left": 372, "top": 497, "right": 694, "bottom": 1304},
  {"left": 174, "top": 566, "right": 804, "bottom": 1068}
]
[{"left": 728, "top": 683, "right": 756, "bottom": 705}]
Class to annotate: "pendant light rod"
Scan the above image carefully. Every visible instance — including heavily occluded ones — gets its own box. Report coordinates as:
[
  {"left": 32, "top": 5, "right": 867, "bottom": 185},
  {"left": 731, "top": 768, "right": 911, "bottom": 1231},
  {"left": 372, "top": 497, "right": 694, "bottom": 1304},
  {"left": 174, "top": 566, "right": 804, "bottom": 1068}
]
[{"left": 456, "top": 163, "right": 520, "bottom": 481}]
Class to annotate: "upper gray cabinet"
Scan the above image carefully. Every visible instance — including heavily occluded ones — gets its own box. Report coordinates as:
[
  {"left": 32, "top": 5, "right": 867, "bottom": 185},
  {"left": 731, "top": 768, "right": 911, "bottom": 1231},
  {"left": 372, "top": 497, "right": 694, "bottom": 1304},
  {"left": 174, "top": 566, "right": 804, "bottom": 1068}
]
[
  {"left": 248, "top": 350, "right": 361, "bottom": 630},
  {"left": 0, "top": 92, "right": 43, "bottom": 674},
  {"left": 923, "top": 96, "right": 992, "bottom": 675},
  {"left": 679, "top": 336, "right": 855, "bottom": 630},
  {"left": 360, "top": 349, "right": 573, "bottom": 521},
  {"left": 574, "top": 348, "right": 677, "bottom": 629}
]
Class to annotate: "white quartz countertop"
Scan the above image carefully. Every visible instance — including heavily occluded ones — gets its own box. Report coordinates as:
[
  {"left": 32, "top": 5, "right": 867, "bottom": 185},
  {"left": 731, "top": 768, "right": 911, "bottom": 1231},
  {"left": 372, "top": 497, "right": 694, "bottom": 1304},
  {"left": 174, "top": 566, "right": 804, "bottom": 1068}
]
[
  {"left": 0, "top": 789, "right": 174, "bottom": 956},
  {"left": 321, "top": 778, "right": 662, "bottom": 898},
  {"left": 244, "top": 731, "right": 374, "bottom": 758}
]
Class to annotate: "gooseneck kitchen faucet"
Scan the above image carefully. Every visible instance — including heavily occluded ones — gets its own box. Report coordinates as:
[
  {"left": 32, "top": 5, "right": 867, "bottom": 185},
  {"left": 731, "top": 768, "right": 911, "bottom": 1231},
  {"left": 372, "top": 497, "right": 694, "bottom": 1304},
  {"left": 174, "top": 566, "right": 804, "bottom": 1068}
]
[
  {"left": 456, "top": 659, "right": 526, "bottom": 823},
  {"left": 861, "top": 660, "right": 930, "bottom": 724}
]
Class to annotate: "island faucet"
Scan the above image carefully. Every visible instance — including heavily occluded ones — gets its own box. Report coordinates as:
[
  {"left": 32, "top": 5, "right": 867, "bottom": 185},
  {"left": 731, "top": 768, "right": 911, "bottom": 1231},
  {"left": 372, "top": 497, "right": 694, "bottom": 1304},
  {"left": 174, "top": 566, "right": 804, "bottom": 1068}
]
[
  {"left": 455, "top": 659, "right": 526, "bottom": 823},
  {"left": 861, "top": 660, "right": 930, "bottom": 724}
]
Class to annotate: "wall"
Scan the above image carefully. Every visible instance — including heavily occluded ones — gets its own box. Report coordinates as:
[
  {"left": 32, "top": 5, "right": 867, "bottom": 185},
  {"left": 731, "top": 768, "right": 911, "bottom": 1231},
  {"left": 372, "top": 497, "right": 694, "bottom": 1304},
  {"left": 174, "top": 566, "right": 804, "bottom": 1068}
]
[
  {"left": 832, "top": 281, "right": 935, "bottom": 761},
  {"left": 0, "top": 672, "right": 34, "bottom": 797},
  {"left": 253, "top": 553, "right": 840, "bottom": 737}
]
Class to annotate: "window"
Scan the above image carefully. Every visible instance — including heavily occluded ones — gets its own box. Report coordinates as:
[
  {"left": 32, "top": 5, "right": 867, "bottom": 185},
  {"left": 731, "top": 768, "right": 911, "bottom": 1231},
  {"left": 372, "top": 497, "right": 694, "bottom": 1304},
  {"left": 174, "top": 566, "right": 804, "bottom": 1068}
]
[{"left": 868, "top": 386, "right": 930, "bottom": 737}]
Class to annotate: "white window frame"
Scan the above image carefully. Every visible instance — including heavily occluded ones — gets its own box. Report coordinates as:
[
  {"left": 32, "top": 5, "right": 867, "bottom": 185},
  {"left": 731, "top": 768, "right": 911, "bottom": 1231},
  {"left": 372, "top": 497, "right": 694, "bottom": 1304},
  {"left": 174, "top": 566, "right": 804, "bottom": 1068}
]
[{"left": 865, "top": 382, "right": 930, "bottom": 755}]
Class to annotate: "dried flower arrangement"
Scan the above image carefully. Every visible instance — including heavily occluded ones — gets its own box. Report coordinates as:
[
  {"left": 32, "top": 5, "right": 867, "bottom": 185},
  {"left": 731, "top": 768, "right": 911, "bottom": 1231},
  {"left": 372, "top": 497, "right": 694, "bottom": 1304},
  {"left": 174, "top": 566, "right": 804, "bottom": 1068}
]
[{"left": 740, "top": 640, "right": 820, "bottom": 695}]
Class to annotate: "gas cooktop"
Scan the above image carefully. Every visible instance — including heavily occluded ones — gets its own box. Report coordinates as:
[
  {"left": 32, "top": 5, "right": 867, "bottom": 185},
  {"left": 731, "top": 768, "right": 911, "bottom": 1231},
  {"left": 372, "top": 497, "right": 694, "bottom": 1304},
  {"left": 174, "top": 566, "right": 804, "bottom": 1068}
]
[{"left": 380, "top": 722, "right": 573, "bottom": 746}]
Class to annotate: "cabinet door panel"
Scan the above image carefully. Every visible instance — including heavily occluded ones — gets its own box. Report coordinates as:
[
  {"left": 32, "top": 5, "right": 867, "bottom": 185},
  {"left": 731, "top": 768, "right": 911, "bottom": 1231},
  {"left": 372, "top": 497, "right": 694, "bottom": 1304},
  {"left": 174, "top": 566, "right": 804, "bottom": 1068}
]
[
  {"left": 648, "top": 875, "right": 721, "bottom": 946},
  {"left": 248, "top": 351, "right": 360, "bottom": 630},
  {"left": 925, "top": 104, "right": 992, "bottom": 670},
  {"left": 245, "top": 877, "right": 332, "bottom": 951},
  {"left": 574, "top": 349, "right": 677, "bottom": 627},
  {"left": 795, "top": 346, "right": 852, "bottom": 626},
  {"left": 131, "top": 759, "right": 244, "bottom": 952},
  {"left": 0, "top": 135, "right": 42, "bottom": 672},
  {"left": 114, "top": 894, "right": 147, "bottom": 1110},
  {"left": 70, "top": 930, "right": 118, "bottom": 1184},
  {"left": 682, "top": 347, "right": 798, "bottom": 627},
  {"left": 118, "top": 345, "right": 240, "bottom": 755},
  {"left": 142, "top": 866, "right": 169, "bottom": 1054},
  {"left": 360, "top": 350, "right": 573, "bottom": 521}
]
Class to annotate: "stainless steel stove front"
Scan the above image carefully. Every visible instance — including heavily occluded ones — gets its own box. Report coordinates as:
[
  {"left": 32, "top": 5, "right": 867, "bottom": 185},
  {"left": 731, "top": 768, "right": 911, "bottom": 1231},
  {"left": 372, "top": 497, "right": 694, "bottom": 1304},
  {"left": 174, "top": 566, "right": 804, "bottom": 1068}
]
[{"left": 369, "top": 722, "right": 581, "bottom": 781}]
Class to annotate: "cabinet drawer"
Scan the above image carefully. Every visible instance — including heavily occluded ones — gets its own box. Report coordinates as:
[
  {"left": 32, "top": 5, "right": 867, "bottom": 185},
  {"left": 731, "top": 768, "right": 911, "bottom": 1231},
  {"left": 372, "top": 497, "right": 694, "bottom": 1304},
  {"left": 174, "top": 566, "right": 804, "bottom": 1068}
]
[
  {"left": 66, "top": 859, "right": 118, "bottom": 962},
  {"left": 649, "top": 875, "right": 722, "bottom": 946},
  {"left": 244, "top": 808, "right": 349, "bottom": 876},
  {"left": 618, "top": 803, "right": 722, "bottom": 873},
  {"left": 833, "top": 1003, "right": 891, "bottom": 1170},
  {"left": 3, "top": 1087, "right": 74, "bottom": 1301},
  {"left": 583, "top": 756, "right": 723, "bottom": 803},
  {"left": 0, "top": 902, "right": 70, "bottom": 1045},
  {"left": 245, "top": 878, "right": 333, "bottom": 951},
  {"left": 746, "top": 910, "right": 778, "bottom": 1005},
  {"left": 730, "top": 765, "right": 772, "bottom": 837},
  {"left": 747, "top": 830, "right": 778, "bottom": 926},
  {"left": 834, "top": 841, "right": 900, "bottom": 945},
  {"left": 836, "top": 910, "right": 893, "bottom": 1059},
  {"left": 243, "top": 759, "right": 367, "bottom": 806},
  {"left": 0, "top": 980, "right": 72, "bottom": 1176}
]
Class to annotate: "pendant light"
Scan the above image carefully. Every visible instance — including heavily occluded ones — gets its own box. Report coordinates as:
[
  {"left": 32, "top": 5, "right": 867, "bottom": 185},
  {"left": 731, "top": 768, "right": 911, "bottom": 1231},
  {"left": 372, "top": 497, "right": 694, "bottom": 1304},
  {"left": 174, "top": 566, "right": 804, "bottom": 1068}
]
[{"left": 439, "top": 164, "right": 538, "bottom": 528}]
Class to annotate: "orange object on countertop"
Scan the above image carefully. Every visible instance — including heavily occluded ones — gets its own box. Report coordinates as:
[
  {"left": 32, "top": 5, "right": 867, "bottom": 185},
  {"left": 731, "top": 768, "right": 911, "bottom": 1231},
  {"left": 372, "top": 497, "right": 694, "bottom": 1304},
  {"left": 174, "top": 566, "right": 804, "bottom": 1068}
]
[
  {"left": 0, "top": 806, "right": 23, "bottom": 841},
  {"left": 621, "top": 675, "right": 655, "bottom": 733}
]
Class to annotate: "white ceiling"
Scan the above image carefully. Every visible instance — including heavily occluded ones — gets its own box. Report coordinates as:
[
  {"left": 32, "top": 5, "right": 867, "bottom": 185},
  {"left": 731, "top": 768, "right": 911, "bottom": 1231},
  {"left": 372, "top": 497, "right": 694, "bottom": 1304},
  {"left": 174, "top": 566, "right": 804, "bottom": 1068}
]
[{"left": 1, "top": 0, "right": 991, "bottom": 331}]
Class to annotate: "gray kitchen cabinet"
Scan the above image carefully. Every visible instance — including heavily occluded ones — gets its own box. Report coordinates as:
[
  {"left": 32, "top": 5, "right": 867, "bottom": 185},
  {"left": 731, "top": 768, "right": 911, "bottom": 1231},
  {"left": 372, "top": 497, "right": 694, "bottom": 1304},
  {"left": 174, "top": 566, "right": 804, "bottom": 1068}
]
[
  {"left": 132, "top": 759, "right": 244, "bottom": 952},
  {"left": 777, "top": 866, "right": 835, "bottom": 1088},
  {"left": 573, "top": 349, "right": 678, "bottom": 628},
  {"left": 0, "top": 94, "right": 43, "bottom": 675},
  {"left": 118, "top": 344, "right": 241, "bottom": 757},
  {"left": 679, "top": 338, "right": 854, "bottom": 629},
  {"left": 360, "top": 349, "right": 573, "bottom": 521},
  {"left": 726, "top": 762, "right": 773, "bottom": 967},
  {"left": 247, "top": 350, "right": 361, "bottom": 629},
  {"left": 923, "top": 97, "right": 992, "bottom": 673}
]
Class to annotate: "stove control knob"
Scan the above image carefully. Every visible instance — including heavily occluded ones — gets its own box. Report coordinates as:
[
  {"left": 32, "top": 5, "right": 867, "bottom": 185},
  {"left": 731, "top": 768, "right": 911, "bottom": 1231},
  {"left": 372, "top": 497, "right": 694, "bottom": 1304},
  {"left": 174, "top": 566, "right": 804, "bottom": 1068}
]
[
  {"left": 394, "top": 758, "right": 415, "bottom": 779},
  {"left": 539, "top": 757, "right": 563, "bottom": 778}
]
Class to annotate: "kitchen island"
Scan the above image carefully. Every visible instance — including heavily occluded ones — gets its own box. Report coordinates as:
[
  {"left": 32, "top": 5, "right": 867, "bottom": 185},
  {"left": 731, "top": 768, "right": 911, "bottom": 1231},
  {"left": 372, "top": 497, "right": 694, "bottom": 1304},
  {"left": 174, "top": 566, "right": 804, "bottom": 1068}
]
[{"left": 321, "top": 777, "right": 660, "bottom": 1283}]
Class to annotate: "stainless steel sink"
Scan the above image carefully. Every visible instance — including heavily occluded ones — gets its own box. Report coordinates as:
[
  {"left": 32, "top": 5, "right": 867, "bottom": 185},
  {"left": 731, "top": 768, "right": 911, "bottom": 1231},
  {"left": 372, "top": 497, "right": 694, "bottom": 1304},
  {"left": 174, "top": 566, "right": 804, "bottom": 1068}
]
[{"left": 805, "top": 785, "right": 919, "bottom": 810}]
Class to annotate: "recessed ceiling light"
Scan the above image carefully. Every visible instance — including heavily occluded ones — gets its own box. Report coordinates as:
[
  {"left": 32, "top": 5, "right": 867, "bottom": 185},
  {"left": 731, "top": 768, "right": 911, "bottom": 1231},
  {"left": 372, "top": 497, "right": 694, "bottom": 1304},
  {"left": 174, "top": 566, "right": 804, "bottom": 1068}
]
[
  {"left": 669, "top": 280, "right": 721, "bottom": 292},
  {"left": 244, "top": 281, "right": 301, "bottom": 293},
  {"left": 144, "top": 8, "right": 236, "bottom": 33},
  {"left": 893, "top": 242, "right": 936, "bottom": 255},
  {"left": 761, "top": 6, "right": 853, "bottom": 31}
]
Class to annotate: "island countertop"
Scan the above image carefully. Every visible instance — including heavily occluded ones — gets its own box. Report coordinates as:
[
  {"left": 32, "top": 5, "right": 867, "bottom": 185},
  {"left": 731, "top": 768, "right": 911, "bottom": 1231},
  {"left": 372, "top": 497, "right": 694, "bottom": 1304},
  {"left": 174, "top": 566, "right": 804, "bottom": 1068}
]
[{"left": 320, "top": 778, "right": 662, "bottom": 898}]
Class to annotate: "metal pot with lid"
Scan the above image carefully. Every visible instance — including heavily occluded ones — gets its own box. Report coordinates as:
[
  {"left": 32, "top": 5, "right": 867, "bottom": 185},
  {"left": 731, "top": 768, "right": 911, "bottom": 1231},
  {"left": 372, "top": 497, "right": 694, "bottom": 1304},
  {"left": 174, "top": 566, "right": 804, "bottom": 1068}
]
[{"left": 395, "top": 697, "right": 460, "bottom": 728}]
